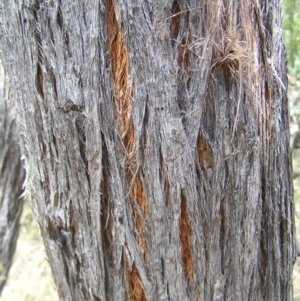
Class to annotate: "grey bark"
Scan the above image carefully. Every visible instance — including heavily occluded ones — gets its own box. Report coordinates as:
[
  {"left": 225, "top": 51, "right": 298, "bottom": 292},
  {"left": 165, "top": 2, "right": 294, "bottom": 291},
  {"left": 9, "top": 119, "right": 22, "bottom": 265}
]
[
  {"left": 0, "top": 63, "right": 25, "bottom": 293},
  {"left": 0, "top": 0, "right": 296, "bottom": 300}
]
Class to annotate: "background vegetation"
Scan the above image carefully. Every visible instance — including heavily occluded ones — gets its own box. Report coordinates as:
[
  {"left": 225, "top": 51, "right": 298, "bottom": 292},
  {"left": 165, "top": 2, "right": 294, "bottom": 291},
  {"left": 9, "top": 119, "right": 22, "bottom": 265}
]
[{"left": 0, "top": 1, "right": 300, "bottom": 300}]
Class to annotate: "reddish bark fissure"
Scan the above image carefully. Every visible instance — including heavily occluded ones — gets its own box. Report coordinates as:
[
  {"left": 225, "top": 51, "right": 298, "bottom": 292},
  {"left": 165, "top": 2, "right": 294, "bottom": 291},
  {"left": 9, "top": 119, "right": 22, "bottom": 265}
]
[
  {"left": 106, "top": 0, "right": 148, "bottom": 296},
  {"left": 179, "top": 191, "right": 194, "bottom": 283},
  {"left": 126, "top": 260, "right": 148, "bottom": 301}
]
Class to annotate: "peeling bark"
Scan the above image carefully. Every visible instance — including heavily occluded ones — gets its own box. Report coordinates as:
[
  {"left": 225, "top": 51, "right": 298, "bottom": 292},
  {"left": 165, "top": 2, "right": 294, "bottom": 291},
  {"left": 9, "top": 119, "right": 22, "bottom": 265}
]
[
  {"left": 0, "top": 1, "right": 296, "bottom": 300},
  {"left": 0, "top": 64, "right": 25, "bottom": 294}
]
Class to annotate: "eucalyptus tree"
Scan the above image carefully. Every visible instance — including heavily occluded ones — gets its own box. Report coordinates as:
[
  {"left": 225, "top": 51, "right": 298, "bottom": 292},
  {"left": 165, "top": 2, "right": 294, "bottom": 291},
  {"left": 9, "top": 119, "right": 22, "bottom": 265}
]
[{"left": 0, "top": 0, "right": 296, "bottom": 300}]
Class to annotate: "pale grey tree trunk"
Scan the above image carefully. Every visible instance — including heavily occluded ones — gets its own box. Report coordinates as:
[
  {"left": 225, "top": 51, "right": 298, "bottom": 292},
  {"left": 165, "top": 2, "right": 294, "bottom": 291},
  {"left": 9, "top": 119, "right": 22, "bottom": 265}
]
[
  {"left": 0, "top": 0, "right": 297, "bottom": 300},
  {"left": 0, "top": 63, "right": 25, "bottom": 293}
]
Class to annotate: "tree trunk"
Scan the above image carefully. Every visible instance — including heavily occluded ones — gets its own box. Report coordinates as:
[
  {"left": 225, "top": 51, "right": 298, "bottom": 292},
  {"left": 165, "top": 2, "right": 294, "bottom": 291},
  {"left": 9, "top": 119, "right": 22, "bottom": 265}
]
[
  {"left": 0, "top": 63, "right": 25, "bottom": 293},
  {"left": 0, "top": 1, "right": 296, "bottom": 300}
]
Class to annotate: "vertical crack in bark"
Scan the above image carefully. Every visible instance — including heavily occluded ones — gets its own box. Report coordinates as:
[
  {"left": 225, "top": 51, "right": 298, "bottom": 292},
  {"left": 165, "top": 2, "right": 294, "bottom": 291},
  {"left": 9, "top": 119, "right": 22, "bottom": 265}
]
[
  {"left": 177, "top": 35, "right": 191, "bottom": 126},
  {"left": 126, "top": 262, "right": 148, "bottom": 301},
  {"left": 33, "top": 11, "right": 45, "bottom": 99},
  {"left": 101, "top": 139, "right": 113, "bottom": 262},
  {"left": 106, "top": 0, "right": 148, "bottom": 261},
  {"left": 101, "top": 176, "right": 113, "bottom": 258},
  {"left": 180, "top": 191, "right": 194, "bottom": 283},
  {"left": 178, "top": 37, "right": 190, "bottom": 73},
  {"left": 219, "top": 198, "right": 227, "bottom": 274},
  {"left": 37, "top": 63, "right": 44, "bottom": 99},
  {"left": 56, "top": 4, "right": 63, "bottom": 32},
  {"left": 159, "top": 148, "right": 171, "bottom": 205},
  {"left": 34, "top": 104, "right": 52, "bottom": 204},
  {"left": 170, "top": 0, "right": 181, "bottom": 41},
  {"left": 132, "top": 175, "right": 148, "bottom": 261},
  {"left": 49, "top": 69, "right": 58, "bottom": 101},
  {"left": 197, "top": 134, "right": 214, "bottom": 171}
]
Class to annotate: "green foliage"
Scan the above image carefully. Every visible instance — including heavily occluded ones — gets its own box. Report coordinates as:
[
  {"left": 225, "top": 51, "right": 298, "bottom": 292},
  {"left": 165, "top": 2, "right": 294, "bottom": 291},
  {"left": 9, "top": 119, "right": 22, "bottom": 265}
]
[{"left": 282, "top": 0, "right": 300, "bottom": 78}]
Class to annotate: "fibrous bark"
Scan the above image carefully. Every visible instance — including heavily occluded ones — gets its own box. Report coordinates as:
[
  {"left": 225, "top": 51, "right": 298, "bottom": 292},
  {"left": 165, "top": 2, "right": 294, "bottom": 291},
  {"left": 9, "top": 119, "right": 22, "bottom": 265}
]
[
  {"left": 0, "top": 63, "right": 25, "bottom": 294},
  {"left": 0, "top": 0, "right": 296, "bottom": 300}
]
